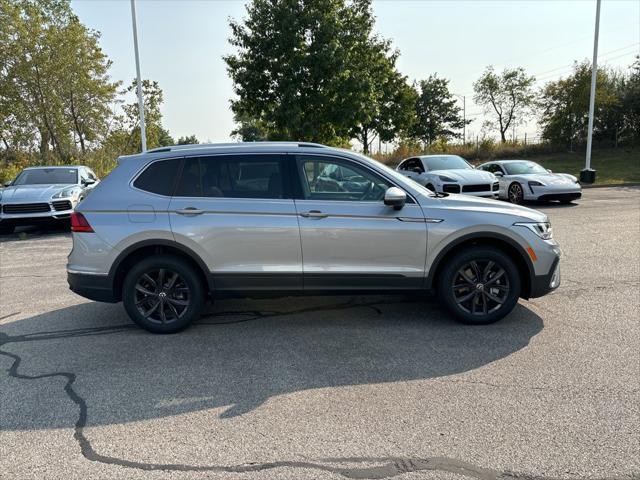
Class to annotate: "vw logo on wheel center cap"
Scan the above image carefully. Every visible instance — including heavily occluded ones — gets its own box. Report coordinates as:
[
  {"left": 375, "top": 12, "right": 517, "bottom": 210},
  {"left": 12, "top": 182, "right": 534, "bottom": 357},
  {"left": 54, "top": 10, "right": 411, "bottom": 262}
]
[{"left": 476, "top": 283, "right": 484, "bottom": 291}]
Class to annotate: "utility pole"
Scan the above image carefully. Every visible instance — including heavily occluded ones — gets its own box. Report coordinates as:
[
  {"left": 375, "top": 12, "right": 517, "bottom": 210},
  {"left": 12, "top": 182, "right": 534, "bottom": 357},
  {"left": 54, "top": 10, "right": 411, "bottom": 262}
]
[
  {"left": 581, "top": 0, "right": 601, "bottom": 184},
  {"left": 130, "top": 0, "right": 147, "bottom": 152}
]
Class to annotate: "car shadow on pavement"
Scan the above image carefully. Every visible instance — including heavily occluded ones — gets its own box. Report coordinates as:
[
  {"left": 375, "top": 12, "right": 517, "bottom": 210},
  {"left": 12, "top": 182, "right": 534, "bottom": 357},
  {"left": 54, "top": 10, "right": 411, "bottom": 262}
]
[{"left": 0, "top": 296, "right": 543, "bottom": 430}]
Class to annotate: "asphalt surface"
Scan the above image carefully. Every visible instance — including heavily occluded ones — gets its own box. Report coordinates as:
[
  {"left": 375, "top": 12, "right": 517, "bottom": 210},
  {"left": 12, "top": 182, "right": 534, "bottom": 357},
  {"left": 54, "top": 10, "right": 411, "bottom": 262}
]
[{"left": 0, "top": 187, "right": 638, "bottom": 480}]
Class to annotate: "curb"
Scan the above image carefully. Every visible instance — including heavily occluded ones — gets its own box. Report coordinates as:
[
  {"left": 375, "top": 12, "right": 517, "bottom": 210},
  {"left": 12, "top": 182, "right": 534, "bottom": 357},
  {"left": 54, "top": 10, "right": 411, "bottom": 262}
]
[{"left": 582, "top": 182, "right": 640, "bottom": 189}]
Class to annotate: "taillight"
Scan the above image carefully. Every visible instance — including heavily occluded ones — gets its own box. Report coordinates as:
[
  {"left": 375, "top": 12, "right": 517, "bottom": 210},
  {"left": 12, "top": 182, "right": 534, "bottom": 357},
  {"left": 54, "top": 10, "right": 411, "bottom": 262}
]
[{"left": 70, "top": 212, "right": 94, "bottom": 232}]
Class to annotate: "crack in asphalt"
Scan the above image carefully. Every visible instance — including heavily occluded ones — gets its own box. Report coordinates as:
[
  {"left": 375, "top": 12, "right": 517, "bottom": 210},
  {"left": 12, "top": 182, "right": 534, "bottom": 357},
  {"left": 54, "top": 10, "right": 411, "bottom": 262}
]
[{"left": 0, "top": 305, "right": 637, "bottom": 480}]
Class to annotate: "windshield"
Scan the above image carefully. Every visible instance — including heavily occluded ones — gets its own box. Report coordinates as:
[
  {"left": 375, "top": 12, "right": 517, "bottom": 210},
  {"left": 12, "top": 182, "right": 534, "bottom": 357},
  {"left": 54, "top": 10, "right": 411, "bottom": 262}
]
[
  {"left": 423, "top": 156, "right": 471, "bottom": 171},
  {"left": 351, "top": 152, "right": 437, "bottom": 197},
  {"left": 503, "top": 161, "right": 548, "bottom": 175},
  {"left": 13, "top": 168, "right": 78, "bottom": 185}
]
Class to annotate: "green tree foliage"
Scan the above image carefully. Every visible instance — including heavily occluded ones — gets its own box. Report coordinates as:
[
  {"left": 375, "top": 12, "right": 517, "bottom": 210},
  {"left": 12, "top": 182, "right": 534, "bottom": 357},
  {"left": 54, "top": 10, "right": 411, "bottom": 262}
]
[
  {"left": 473, "top": 66, "right": 536, "bottom": 143},
  {"left": 107, "top": 79, "right": 174, "bottom": 154},
  {"left": 177, "top": 134, "right": 199, "bottom": 145},
  {"left": 0, "top": 0, "right": 119, "bottom": 160},
  {"left": 538, "top": 60, "right": 635, "bottom": 147},
  {"left": 225, "top": 0, "right": 412, "bottom": 149},
  {"left": 411, "top": 74, "right": 468, "bottom": 146}
]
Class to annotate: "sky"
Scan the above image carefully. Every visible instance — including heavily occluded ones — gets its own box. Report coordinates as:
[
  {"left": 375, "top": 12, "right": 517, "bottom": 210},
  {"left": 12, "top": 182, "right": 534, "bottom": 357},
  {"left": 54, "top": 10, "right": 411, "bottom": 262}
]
[{"left": 70, "top": 0, "right": 640, "bottom": 147}]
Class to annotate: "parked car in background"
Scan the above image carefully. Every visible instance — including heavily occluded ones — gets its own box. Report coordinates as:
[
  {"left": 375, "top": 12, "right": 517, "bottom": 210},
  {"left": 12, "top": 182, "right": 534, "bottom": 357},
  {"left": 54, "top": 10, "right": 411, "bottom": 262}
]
[
  {"left": 0, "top": 166, "right": 99, "bottom": 234},
  {"left": 478, "top": 160, "right": 582, "bottom": 204},
  {"left": 67, "top": 142, "right": 561, "bottom": 333},
  {"left": 396, "top": 155, "right": 499, "bottom": 198}
]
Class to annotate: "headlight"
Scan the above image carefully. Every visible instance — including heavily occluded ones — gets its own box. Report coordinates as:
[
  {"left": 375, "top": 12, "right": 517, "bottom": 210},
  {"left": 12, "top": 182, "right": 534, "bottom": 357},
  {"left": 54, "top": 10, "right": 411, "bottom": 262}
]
[
  {"left": 52, "top": 187, "right": 82, "bottom": 199},
  {"left": 528, "top": 180, "right": 546, "bottom": 187},
  {"left": 514, "top": 221, "right": 553, "bottom": 240},
  {"left": 438, "top": 175, "right": 457, "bottom": 182}
]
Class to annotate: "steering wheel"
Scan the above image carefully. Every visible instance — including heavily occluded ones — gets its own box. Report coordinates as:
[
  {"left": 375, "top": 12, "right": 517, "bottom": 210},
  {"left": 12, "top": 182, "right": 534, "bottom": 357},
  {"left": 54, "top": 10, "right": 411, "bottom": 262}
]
[{"left": 359, "top": 182, "right": 384, "bottom": 201}]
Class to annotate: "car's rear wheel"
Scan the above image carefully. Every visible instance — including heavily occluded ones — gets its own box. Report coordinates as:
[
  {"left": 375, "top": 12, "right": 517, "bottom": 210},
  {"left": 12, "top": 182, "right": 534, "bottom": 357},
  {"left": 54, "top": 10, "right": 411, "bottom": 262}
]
[
  {"left": 122, "top": 255, "right": 205, "bottom": 333},
  {"left": 508, "top": 182, "right": 524, "bottom": 204},
  {"left": 437, "top": 247, "right": 521, "bottom": 325},
  {"left": 0, "top": 224, "right": 14, "bottom": 235}
]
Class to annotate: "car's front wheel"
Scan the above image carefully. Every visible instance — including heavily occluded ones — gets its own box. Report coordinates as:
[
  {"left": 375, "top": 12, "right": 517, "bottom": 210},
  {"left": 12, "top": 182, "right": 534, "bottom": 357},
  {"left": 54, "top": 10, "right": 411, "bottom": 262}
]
[
  {"left": 122, "top": 255, "right": 205, "bottom": 333},
  {"left": 508, "top": 182, "right": 524, "bottom": 204},
  {"left": 437, "top": 247, "right": 521, "bottom": 325}
]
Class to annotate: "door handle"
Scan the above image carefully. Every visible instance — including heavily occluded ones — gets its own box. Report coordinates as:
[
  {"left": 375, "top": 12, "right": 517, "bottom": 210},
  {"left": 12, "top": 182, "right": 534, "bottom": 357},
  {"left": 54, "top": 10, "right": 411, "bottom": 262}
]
[
  {"left": 175, "top": 207, "right": 204, "bottom": 216},
  {"left": 300, "top": 210, "right": 328, "bottom": 219}
]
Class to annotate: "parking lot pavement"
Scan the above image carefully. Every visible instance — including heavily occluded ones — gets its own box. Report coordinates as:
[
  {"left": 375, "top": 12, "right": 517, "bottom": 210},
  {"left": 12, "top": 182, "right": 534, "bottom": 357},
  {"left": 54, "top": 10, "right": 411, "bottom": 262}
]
[{"left": 0, "top": 187, "right": 638, "bottom": 480}]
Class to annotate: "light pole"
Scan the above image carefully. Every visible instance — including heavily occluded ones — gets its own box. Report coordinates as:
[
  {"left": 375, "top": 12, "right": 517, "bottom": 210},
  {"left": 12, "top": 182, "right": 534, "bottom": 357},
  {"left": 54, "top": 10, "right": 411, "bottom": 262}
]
[
  {"left": 454, "top": 94, "right": 466, "bottom": 145},
  {"left": 130, "top": 0, "right": 147, "bottom": 152},
  {"left": 581, "top": 0, "right": 601, "bottom": 184}
]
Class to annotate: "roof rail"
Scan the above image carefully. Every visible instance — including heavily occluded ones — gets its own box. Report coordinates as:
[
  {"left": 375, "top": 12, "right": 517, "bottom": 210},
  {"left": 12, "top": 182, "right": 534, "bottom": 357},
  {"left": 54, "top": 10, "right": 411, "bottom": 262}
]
[{"left": 145, "top": 141, "right": 328, "bottom": 154}]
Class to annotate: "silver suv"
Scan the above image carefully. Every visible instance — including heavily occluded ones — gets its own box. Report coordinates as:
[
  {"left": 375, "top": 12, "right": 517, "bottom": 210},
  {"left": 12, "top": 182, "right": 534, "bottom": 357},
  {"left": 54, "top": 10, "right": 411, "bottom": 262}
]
[{"left": 67, "top": 142, "right": 561, "bottom": 333}]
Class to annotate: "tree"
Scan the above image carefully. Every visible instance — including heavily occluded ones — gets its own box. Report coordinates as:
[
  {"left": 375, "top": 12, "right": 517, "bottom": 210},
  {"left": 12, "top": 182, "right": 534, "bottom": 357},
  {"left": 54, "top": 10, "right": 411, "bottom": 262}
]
[
  {"left": 473, "top": 66, "right": 536, "bottom": 142},
  {"left": 177, "top": 134, "right": 199, "bottom": 145},
  {"left": 119, "top": 79, "right": 173, "bottom": 152},
  {"left": 349, "top": 45, "right": 416, "bottom": 154},
  {"left": 0, "top": 0, "right": 118, "bottom": 160},
  {"left": 538, "top": 61, "right": 622, "bottom": 147},
  {"left": 411, "top": 74, "right": 467, "bottom": 146},
  {"left": 225, "top": 0, "right": 409, "bottom": 148}
]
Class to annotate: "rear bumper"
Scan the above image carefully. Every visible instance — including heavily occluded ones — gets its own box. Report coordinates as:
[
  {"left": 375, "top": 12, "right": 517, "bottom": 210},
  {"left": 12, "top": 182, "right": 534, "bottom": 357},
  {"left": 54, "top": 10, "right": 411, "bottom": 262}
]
[
  {"left": 67, "top": 272, "right": 117, "bottom": 303},
  {"left": 529, "top": 256, "right": 561, "bottom": 298}
]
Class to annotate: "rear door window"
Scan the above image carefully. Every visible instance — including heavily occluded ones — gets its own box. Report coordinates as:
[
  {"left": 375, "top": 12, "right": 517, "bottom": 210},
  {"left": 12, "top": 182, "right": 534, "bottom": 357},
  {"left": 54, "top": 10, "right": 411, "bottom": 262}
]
[
  {"left": 174, "top": 155, "right": 287, "bottom": 199},
  {"left": 133, "top": 159, "right": 182, "bottom": 196}
]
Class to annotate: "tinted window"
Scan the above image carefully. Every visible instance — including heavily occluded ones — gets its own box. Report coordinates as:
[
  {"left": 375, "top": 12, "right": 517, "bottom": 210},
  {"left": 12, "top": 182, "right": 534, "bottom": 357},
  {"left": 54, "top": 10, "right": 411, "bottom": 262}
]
[
  {"left": 174, "top": 155, "right": 285, "bottom": 199},
  {"left": 133, "top": 159, "right": 181, "bottom": 195},
  {"left": 14, "top": 168, "right": 78, "bottom": 185},
  {"left": 297, "top": 156, "right": 390, "bottom": 202}
]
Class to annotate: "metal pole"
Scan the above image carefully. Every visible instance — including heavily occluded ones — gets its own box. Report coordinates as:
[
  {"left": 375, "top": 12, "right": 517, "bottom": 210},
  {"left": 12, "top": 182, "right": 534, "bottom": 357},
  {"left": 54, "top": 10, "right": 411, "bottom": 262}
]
[
  {"left": 582, "top": 0, "right": 601, "bottom": 183},
  {"left": 462, "top": 96, "right": 466, "bottom": 145},
  {"left": 130, "top": 0, "right": 147, "bottom": 152}
]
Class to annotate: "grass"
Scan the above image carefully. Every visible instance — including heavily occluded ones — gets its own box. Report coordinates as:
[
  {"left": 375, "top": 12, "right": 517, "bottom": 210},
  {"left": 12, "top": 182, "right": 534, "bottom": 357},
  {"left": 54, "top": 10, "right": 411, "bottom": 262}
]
[{"left": 488, "top": 147, "right": 640, "bottom": 185}]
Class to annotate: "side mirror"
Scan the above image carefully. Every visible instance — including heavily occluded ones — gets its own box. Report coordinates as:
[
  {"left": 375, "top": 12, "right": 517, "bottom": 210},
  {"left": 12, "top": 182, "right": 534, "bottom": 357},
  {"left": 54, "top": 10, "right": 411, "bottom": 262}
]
[
  {"left": 546, "top": 169, "right": 553, "bottom": 173},
  {"left": 494, "top": 171, "right": 503, "bottom": 178},
  {"left": 411, "top": 167, "right": 422, "bottom": 174},
  {"left": 3, "top": 181, "right": 12, "bottom": 187},
  {"left": 384, "top": 187, "right": 406, "bottom": 210},
  {"left": 82, "top": 178, "right": 96, "bottom": 186}
]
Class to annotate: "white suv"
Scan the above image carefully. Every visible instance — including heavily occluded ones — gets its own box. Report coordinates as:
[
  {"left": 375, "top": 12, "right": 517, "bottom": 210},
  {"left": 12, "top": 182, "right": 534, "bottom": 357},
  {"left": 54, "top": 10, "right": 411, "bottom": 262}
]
[{"left": 67, "top": 142, "right": 561, "bottom": 333}]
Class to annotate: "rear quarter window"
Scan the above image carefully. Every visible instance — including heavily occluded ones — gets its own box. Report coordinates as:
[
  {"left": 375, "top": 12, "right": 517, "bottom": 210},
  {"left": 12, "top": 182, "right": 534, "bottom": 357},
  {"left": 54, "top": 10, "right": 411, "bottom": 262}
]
[{"left": 133, "top": 159, "right": 181, "bottom": 196}]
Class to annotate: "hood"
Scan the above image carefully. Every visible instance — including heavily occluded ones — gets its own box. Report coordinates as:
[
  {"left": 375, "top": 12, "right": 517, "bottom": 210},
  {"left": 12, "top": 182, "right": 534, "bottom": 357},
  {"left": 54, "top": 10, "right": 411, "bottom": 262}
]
[
  {"left": 0, "top": 184, "right": 76, "bottom": 202},
  {"left": 517, "top": 173, "right": 577, "bottom": 185},
  {"left": 434, "top": 169, "right": 496, "bottom": 183},
  {"left": 434, "top": 193, "right": 547, "bottom": 223}
]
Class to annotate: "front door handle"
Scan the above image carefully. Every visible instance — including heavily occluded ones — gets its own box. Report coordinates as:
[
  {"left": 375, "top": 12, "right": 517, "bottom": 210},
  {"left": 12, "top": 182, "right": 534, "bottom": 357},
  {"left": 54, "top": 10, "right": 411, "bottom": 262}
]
[
  {"left": 300, "top": 210, "right": 328, "bottom": 219},
  {"left": 176, "top": 207, "right": 204, "bottom": 216}
]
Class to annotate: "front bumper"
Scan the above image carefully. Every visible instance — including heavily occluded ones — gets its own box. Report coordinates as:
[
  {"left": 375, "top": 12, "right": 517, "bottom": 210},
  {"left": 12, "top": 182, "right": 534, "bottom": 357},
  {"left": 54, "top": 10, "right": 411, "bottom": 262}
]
[
  {"left": 530, "top": 256, "right": 561, "bottom": 298},
  {"left": 67, "top": 271, "right": 117, "bottom": 303},
  {"left": 536, "top": 192, "right": 582, "bottom": 202},
  {"left": 0, "top": 200, "right": 75, "bottom": 225}
]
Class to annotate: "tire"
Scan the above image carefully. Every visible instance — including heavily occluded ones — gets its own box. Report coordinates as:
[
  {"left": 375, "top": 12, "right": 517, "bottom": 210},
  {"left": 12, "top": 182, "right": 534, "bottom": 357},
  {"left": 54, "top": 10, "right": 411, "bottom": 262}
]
[
  {"left": 426, "top": 183, "right": 436, "bottom": 192},
  {"left": 0, "top": 224, "right": 14, "bottom": 235},
  {"left": 437, "top": 247, "right": 521, "bottom": 325},
  {"left": 122, "top": 255, "right": 205, "bottom": 333},
  {"left": 507, "top": 182, "right": 524, "bottom": 204}
]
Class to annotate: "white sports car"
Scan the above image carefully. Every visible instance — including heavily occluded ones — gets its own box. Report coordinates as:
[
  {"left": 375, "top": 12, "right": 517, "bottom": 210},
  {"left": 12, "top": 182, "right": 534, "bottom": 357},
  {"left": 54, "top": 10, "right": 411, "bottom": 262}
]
[
  {"left": 396, "top": 155, "right": 499, "bottom": 198},
  {"left": 478, "top": 160, "right": 582, "bottom": 204}
]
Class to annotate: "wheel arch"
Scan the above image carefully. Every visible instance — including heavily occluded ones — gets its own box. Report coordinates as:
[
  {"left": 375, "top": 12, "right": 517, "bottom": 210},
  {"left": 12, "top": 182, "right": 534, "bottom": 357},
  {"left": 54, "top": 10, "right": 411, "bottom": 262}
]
[
  {"left": 108, "top": 240, "right": 213, "bottom": 302},
  {"left": 426, "top": 232, "right": 534, "bottom": 299}
]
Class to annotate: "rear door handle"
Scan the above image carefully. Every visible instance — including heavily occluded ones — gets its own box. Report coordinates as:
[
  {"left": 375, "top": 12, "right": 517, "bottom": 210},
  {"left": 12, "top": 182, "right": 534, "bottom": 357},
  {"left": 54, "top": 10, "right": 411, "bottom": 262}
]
[
  {"left": 300, "top": 210, "right": 328, "bottom": 219},
  {"left": 175, "top": 207, "right": 204, "bottom": 216}
]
